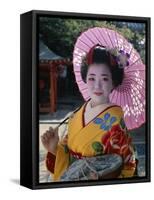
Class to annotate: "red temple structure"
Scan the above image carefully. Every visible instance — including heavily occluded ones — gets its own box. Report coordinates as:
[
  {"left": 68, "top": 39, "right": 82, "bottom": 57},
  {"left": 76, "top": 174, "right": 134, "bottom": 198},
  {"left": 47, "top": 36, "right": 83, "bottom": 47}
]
[{"left": 39, "top": 40, "right": 72, "bottom": 113}]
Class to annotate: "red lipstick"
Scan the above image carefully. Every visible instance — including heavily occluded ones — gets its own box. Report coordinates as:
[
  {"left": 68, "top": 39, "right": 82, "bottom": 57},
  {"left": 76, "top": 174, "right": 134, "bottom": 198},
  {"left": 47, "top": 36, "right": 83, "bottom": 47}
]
[{"left": 94, "top": 92, "right": 103, "bottom": 96}]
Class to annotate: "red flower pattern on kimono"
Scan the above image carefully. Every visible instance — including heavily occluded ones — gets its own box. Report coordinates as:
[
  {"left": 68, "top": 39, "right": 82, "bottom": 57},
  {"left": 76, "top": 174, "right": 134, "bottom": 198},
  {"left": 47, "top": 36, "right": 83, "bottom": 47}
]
[{"left": 101, "top": 124, "right": 135, "bottom": 166}]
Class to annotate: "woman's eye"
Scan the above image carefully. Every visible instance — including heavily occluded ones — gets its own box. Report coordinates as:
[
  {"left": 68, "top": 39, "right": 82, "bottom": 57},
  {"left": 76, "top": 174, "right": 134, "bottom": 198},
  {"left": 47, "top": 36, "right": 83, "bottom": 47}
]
[
  {"left": 103, "top": 78, "right": 109, "bottom": 81},
  {"left": 88, "top": 77, "right": 95, "bottom": 81}
]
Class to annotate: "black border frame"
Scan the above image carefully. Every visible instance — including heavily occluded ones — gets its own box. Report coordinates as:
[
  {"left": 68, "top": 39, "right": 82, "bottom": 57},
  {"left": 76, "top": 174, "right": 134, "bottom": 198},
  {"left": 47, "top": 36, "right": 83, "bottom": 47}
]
[{"left": 20, "top": 10, "right": 151, "bottom": 189}]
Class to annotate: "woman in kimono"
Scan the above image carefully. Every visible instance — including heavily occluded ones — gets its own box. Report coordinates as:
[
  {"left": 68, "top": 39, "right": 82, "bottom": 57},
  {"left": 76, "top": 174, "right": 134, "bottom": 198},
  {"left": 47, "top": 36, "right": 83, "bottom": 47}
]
[{"left": 41, "top": 45, "right": 137, "bottom": 181}]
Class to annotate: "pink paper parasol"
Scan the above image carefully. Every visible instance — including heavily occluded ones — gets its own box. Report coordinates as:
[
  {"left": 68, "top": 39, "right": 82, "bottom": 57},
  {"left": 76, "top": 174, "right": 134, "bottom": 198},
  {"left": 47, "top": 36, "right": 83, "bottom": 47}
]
[{"left": 73, "top": 27, "right": 145, "bottom": 130}]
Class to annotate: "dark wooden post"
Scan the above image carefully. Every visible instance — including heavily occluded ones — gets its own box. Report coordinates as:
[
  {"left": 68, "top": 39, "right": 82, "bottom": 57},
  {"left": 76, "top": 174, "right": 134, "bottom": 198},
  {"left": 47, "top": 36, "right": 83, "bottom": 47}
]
[{"left": 49, "top": 63, "right": 58, "bottom": 113}]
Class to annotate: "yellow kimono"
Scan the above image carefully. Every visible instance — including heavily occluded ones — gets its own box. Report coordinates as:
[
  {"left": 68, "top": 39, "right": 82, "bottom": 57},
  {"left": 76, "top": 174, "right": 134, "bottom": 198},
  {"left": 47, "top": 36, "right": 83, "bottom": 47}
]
[{"left": 52, "top": 102, "right": 137, "bottom": 181}]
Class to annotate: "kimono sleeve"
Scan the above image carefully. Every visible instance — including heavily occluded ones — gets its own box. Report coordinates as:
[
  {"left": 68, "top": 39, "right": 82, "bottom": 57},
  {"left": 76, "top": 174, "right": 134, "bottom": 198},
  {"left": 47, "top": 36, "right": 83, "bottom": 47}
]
[
  {"left": 53, "top": 142, "right": 70, "bottom": 181},
  {"left": 46, "top": 152, "right": 56, "bottom": 174}
]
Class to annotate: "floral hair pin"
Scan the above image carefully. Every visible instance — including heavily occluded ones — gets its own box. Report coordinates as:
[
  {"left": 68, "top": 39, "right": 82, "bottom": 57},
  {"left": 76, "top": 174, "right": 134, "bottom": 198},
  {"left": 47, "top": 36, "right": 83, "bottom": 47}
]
[{"left": 106, "top": 47, "right": 130, "bottom": 69}]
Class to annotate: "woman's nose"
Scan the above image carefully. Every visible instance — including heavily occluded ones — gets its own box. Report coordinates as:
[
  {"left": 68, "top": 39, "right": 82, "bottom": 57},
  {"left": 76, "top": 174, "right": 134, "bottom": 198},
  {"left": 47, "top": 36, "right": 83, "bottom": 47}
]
[{"left": 94, "top": 80, "right": 102, "bottom": 89}]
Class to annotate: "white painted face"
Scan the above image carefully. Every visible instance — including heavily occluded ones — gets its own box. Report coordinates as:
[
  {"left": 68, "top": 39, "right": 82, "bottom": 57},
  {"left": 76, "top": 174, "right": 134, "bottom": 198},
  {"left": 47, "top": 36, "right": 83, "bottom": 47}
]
[{"left": 86, "top": 64, "right": 114, "bottom": 105}]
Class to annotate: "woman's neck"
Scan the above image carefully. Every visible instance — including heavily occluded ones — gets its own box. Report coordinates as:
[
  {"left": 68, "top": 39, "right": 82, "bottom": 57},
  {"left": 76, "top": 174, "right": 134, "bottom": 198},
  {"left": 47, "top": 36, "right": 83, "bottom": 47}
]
[{"left": 90, "top": 99, "right": 110, "bottom": 108}]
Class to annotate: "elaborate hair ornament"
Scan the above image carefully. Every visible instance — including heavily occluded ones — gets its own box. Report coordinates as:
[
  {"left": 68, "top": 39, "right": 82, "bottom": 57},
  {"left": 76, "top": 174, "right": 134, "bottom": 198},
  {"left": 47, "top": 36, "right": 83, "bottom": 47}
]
[{"left": 106, "top": 47, "right": 130, "bottom": 69}]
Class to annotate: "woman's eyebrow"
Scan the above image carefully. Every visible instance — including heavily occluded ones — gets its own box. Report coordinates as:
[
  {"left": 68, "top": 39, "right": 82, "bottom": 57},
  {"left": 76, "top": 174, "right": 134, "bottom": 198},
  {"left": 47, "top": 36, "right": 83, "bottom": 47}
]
[
  {"left": 88, "top": 73, "right": 109, "bottom": 76},
  {"left": 88, "top": 73, "right": 96, "bottom": 76}
]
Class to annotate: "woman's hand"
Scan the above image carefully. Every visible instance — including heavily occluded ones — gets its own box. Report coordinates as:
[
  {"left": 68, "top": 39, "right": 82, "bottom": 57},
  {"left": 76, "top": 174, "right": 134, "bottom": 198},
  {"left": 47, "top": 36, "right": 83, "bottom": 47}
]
[{"left": 41, "top": 127, "right": 59, "bottom": 155}]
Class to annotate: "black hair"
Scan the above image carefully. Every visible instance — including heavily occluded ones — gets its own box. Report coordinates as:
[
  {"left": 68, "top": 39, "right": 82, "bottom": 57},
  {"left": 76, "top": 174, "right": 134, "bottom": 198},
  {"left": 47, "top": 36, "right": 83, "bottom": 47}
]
[{"left": 81, "top": 45, "right": 124, "bottom": 88}]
